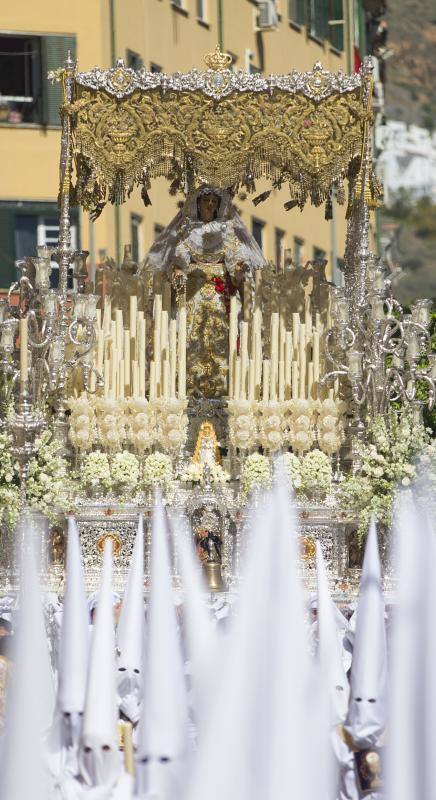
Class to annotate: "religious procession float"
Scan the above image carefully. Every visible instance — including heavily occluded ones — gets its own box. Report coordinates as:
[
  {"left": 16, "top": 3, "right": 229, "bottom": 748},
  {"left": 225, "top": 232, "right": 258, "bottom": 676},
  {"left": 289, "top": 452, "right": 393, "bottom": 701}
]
[{"left": 0, "top": 47, "right": 435, "bottom": 597}]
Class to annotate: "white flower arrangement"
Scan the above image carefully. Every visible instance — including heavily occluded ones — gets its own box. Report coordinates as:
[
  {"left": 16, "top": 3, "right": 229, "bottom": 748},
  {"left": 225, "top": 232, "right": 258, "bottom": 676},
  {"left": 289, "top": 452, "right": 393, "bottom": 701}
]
[
  {"left": 316, "top": 398, "right": 345, "bottom": 455},
  {"left": 258, "top": 402, "right": 285, "bottom": 452},
  {"left": 155, "top": 400, "right": 188, "bottom": 453},
  {"left": 339, "top": 409, "right": 429, "bottom": 538},
  {"left": 180, "top": 460, "right": 230, "bottom": 485},
  {"left": 142, "top": 452, "right": 173, "bottom": 489},
  {"left": 240, "top": 452, "right": 272, "bottom": 497},
  {"left": 126, "top": 398, "right": 155, "bottom": 453},
  {"left": 300, "top": 449, "right": 332, "bottom": 493},
  {"left": 111, "top": 451, "right": 140, "bottom": 486},
  {"left": 95, "top": 397, "right": 127, "bottom": 450},
  {"left": 274, "top": 452, "right": 302, "bottom": 489},
  {"left": 228, "top": 400, "right": 257, "bottom": 451},
  {"left": 26, "top": 430, "right": 71, "bottom": 521},
  {"left": 68, "top": 394, "right": 97, "bottom": 451},
  {"left": 0, "top": 430, "right": 21, "bottom": 528},
  {"left": 81, "top": 450, "right": 112, "bottom": 492},
  {"left": 286, "top": 399, "right": 317, "bottom": 453}
]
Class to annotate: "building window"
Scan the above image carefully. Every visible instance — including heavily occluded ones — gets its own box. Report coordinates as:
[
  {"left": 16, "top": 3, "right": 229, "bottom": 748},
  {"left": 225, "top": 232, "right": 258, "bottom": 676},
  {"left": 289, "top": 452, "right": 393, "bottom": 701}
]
[
  {"left": 130, "top": 215, "right": 143, "bottom": 263},
  {"left": 150, "top": 62, "right": 162, "bottom": 73},
  {"left": 308, "top": 0, "right": 329, "bottom": 40},
  {"left": 293, "top": 236, "right": 304, "bottom": 266},
  {"left": 328, "top": 0, "right": 344, "bottom": 50},
  {"left": 126, "top": 49, "right": 143, "bottom": 70},
  {"left": 0, "top": 203, "right": 78, "bottom": 288},
  {"left": 313, "top": 246, "right": 327, "bottom": 262},
  {"left": 288, "top": 0, "right": 306, "bottom": 25},
  {"left": 154, "top": 224, "right": 164, "bottom": 240},
  {"left": 196, "top": 0, "right": 207, "bottom": 21},
  {"left": 252, "top": 218, "right": 265, "bottom": 250},
  {"left": 275, "top": 228, "right": 285, "bottom": 270},
  {"left": 0, "top": 33, "right": 76, "bottom": 126}
]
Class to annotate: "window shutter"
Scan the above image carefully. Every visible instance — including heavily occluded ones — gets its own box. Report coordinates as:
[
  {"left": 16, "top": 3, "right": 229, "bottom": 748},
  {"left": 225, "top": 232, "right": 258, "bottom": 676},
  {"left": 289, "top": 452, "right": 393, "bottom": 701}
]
[
  {"left": 313, "top": 0, "right": 329, "bottom": 38},
  {"left": 329, "top": 0, "right": 344, "bottom": 50},
  {"left": 41, "top": 35, "right": 76, "bottom": 127},
  {"left": 288, "top": 0, "right": 306, "bottom": 24},
  {"left": 0, "top": 206, "right": 18, "bottom": 288}
]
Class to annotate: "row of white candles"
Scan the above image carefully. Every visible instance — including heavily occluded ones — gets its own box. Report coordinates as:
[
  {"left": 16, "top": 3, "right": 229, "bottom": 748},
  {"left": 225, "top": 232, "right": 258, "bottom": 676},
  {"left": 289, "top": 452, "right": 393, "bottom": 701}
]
[
  {"left": 229, "top": 297, "right": 327, "bottom": 402},
  {"left": 89, "top": 294, "right": 187, "bottom": 400}
]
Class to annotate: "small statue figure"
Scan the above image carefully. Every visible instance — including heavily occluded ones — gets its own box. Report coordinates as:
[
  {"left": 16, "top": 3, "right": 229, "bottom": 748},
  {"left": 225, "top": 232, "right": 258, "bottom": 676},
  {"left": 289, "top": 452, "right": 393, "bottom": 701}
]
[
  {"left": 193, "top": 506, "right": 225, "bottom": 592},
  {"left": 50, "top": 527, "right": 66, "bottom": 566}
]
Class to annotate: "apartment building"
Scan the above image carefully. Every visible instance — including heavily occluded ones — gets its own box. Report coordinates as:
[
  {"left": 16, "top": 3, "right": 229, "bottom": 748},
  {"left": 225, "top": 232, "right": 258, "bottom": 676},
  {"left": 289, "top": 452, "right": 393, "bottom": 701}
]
[{"left": 0, "top": 0, "right": 360, "bottom": 288}]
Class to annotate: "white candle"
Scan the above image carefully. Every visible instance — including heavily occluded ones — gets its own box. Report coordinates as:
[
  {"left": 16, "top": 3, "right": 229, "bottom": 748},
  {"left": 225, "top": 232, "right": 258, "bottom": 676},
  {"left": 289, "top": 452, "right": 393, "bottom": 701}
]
[
  {"left": 248, "top": 358, "right": 255, "bottom": 401},
  {"left": 115, "top": 309, "right": 124, "bottom": 356},
  {"left": 270, "top": 313, "right": 279, "bottom": 401},
  {"left": 123, "top": 330, "right": 130, "bottom": 392},
  {"left": 178, "top": 307, "right": 186, "bottom": 399},
  {"left": 103, "top": 297, "right": 112, "bottom": 334},
  {"left": 299, "top": 323, "right": 306, "bottom": 399},
  {"left": 292, "top": 313, "right": 300, "bottom": 359},
  {"left": 255, "top": 328, "right": 262, "bottom": 399},
  {"left": 129, "top": 295, "right": 137, "bottom": 339},
  {"left": 162, "top": 358, "right": 170, "bottom": 399},
  {"left": 149, "top": 360, "right": 156, "bottom": 400},
  {"left": 307, "top": 361, "right": 314, "bottom": 399},
  {"left": 153, "top": 294, "right": 162, "bottom": 365},
  {"left": 139, "top": 351, "right": 146, "bottom": 397},
  {"left": 132, "top": 360, "right": 139, "bottom": 398},
  {"left": 19, "top": 317, "right": 28, "bottom": 389},
  {"left": 104, "top": 358, "right": 110, "bottom": 397},
  {"left": 160, "top": 309, "right": 169, "bottom": 361},
  {"left": 169, "top": 318, "right": 177, "bottom": 398},
  {"left": 234, "top": 357, "right": 241, "bottom": 400},
  {"left": 240, "top": 321, "right": 249, "bottom": 400},
  {"left": 96, "top": 308, "right": 102, "bottom": 329},
  {"left": 229, "top": 295, "right": 238, "bottom": 397},
  {"left": 118, "top": 360, "right": 125, "bottom": 399},
  {"left": 97, "top": 329, "right": 105, "bottom": 373},
  {"left": 312, "top": 331, "right": 320, "bottom": 383},
  {"left": 292, "top": 361, "right": 298, "bottom": 400},
  {"left": 278, "top": 360, "right": 285, "bottom": 401},
  {"left": 110, "top": 350, "right": 117, "bottom": 399},
  {"left": 262, "top": 359, "right": 270, "bottom": 403},
  {"left": 285, "top": 332, "right": 292, "bottom": 399}
]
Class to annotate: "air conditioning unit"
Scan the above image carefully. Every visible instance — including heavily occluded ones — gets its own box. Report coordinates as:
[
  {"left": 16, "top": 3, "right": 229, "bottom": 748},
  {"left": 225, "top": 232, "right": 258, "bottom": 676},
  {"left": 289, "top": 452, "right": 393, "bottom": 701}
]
[{"left": 256, "top": 1, "right": 279, "bottom": 30}]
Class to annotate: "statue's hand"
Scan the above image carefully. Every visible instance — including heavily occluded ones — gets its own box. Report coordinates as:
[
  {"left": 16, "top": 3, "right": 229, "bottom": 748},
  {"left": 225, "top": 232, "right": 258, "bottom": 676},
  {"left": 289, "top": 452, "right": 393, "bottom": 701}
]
[{"left": 171, "top": 267, "right": 187, "bottom": 297}]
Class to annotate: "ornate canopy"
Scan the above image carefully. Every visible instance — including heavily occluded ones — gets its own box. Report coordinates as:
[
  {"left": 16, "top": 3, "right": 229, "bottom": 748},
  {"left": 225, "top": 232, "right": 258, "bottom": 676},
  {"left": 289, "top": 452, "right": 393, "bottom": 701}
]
[{"left": 60, "top": 48, "right": 380, "bottom": 217}]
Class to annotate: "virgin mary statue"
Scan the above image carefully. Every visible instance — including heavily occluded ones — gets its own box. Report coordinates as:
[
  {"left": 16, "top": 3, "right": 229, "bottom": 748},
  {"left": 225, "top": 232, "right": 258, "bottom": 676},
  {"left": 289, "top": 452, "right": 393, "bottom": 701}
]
[{"left": 144, "top": 185, "right": 266, "bottom": 398}]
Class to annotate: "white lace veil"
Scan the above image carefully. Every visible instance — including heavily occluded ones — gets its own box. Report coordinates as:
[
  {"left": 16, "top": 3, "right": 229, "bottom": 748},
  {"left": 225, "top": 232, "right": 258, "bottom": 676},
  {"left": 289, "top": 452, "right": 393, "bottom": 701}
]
[{"left": 144, "top": 184, "right": 267, "bottom": 277}]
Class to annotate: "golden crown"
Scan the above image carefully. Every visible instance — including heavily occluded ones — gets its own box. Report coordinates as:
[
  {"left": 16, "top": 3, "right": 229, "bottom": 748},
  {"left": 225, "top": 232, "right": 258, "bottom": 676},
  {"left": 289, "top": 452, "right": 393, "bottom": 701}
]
[{"left": 204, "top": 46, "right": 232, "bottom": 72}]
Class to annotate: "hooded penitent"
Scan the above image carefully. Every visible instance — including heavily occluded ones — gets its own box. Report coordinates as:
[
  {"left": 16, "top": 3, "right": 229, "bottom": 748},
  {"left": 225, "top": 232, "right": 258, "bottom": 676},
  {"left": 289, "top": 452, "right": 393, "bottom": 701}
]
[
  {"left": 116, "top": 514, "right": 145, "bottom": 724},
  {"left": 386, "top": 493, "right": 436, "bottom": 800},
  {"left": 344, "top": 519, "right": 388, "bottom": 748},
  {"left": 79, "top": 538, "right": 121, "bottom": 791},
  {"left": 171, "top": 510, "right": 221, "bottom": 732},
  {"left": 316, "top": 542, "right": 350, "bottom": 726},
  {"left": 135, "top": 497, "right": 190, "bottom": 800},
  {"left": 57, "top": 516, "right": 90, "bottom": 751},
  {"left": 0, "top": 517, "right": 54, "bottom": 800},
  {"left": 187, "top": 480, "right": 332, "bottom": 800}
]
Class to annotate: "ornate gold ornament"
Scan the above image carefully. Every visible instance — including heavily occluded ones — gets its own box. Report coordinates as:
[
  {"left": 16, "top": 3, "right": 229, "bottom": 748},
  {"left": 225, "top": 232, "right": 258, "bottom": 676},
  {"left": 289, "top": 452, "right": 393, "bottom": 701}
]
[
  {"left": 65, "top": 53, "right": 374, "bottom": 216},
  {"left": 97, "top": 531, "right": 122, "bottom": 556},
  {"left": 204, "top": 46, "right": 233, "bottom": 72},
  {"left": 299, "top": 535, "right": 316, "bottom": 561}
]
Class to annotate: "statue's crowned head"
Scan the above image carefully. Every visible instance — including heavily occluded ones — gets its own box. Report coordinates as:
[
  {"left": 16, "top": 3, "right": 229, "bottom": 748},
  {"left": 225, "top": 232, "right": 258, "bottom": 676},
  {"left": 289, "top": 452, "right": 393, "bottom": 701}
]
[{"left": 196, "top": 186, "right": 221, "bottom": 222}]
